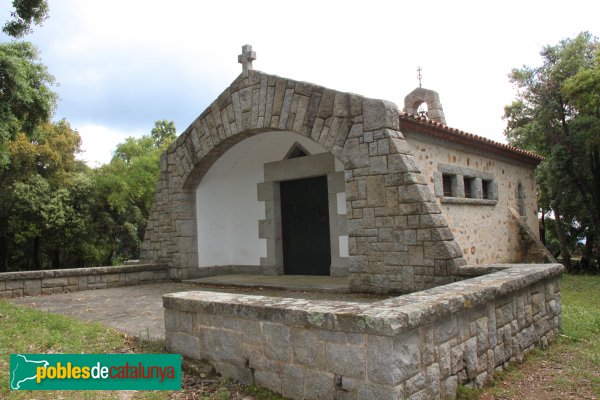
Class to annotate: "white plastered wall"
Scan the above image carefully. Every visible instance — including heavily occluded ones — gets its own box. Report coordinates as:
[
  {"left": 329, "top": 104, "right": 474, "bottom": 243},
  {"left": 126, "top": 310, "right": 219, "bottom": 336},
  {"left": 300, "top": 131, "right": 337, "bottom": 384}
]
[{"left": 196, "top": 131, "right": 345, "bottom": 267}]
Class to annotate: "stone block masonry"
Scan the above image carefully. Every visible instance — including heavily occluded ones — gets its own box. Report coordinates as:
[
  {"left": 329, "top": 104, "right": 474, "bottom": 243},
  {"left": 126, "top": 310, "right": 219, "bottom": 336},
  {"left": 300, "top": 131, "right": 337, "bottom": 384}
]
[
  {"left": 140, "top": 69, "right": 467, "bottom": 293},
  {"left": 0, "top": 264, "right": 169, "bottom": 298},
  {"left": 164, "top": 263, "right": 563, "bottom": 400}
]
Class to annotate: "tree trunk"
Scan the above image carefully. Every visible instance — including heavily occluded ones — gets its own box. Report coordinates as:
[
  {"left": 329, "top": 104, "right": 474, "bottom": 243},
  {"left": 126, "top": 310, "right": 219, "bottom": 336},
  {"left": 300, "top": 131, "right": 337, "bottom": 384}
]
[
  {"left": 552, "top": 249, "right": 562, "bottom": 258},
  {"left": 552, "top": 207, "right": 572, "bottom": 272},
  {"left": 581, "top": 233, "right": 596, "bottom": 273},
  {"left": 105, "top": 249, "right": 114, "bottom": 267},
  {"left": 540, "top": 209, "right": 547, "bottom": 246},
  {"left": 589, "top": 149, "right": 600, "bottom": 268},
  {"left": 52, "top": 248, "right": 60, "bottom": 269},
  {"left": 33, "top": 236, "right": 41, "bottom": 270},
  {"left": 0, "top": 233, "right": 7, "bottom": 273}
]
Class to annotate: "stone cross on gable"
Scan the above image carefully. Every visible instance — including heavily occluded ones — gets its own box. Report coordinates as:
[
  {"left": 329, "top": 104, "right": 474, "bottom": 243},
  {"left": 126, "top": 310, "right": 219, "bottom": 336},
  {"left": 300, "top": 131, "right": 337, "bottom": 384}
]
[{"left": 238, "top": 44, "right": 256, "bottom": 74}]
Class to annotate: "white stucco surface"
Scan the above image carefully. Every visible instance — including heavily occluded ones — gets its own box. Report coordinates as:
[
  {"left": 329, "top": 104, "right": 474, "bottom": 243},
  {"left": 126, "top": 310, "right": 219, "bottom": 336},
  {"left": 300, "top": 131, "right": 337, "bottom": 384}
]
[{"left": 196, "top": 131, "right": 341, "bottom": 267}]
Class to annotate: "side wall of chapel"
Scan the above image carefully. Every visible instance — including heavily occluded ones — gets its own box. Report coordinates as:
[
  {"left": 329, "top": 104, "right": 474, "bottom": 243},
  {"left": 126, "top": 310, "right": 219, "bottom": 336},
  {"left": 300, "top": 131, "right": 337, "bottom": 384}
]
[{"left": 403, "top": 131, "right": 539, "bottom": 264}]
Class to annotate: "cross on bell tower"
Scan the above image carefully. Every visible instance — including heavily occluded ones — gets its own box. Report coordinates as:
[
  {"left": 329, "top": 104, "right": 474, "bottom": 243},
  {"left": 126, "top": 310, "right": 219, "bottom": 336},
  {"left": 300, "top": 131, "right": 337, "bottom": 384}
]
[
  {"left": 238, "top": 44, "right": 256, "bottom": 74},
  {"left": 417, "top": 66, "right": 423, "bottom": 88}
]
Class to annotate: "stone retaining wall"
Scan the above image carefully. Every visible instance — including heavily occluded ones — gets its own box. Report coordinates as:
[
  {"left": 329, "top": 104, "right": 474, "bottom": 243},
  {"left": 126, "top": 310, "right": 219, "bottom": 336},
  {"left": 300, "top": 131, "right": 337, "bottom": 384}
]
[
  {"left": 164, "top": 263, "right": 563, "bottom": 400},
  {"left": 0, "top": 264, "right": 169, "bottom": 298}
]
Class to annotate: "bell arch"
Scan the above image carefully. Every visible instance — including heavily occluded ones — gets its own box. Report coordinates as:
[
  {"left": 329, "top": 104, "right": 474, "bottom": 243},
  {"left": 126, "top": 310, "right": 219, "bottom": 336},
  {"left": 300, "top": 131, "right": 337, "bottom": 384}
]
[
  {"left": 141, "top": 70, "right": 466, "bottom": 293},
  {"left": 403, "top": 87, "right": 447, "bottom": 124}
]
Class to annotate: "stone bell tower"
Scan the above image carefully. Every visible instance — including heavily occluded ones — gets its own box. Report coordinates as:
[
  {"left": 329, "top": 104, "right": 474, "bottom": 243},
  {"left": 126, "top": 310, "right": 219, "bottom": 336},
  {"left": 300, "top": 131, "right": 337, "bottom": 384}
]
[
  {"left": 403, "top": 87, "right": 447, "bottom": 124},
  {"left": 403, "top": 68, "right": 446, "bottom": 124}
]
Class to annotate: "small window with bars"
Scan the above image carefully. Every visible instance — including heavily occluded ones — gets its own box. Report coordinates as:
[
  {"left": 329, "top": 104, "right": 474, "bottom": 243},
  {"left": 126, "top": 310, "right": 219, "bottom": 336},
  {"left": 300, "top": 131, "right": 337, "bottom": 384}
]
[
  {"left": 482, "top": 180, "right": 492, "bottom": 199},
  {"left": 442, "top": 174, "right": 454, "bottom": 197},
  {"left": 464, "top": 177, "right": 475, "bottom": 198}
]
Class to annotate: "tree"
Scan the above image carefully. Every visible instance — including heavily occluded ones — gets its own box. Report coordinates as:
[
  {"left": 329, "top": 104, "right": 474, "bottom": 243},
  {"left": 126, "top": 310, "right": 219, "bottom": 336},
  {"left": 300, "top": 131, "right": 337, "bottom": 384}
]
[
  {"left": 3, "top": 0, "right": 49, "bottom": 38},
  {"left": 150, "top": 120, "right": 177, "bottom": 148},
  {"left": 91, "top": 121, "right": 176, "bottom": 264},
  {"left": 0, "top": 41, "right": 57, "bottom": 168},
  {"left": 8, "top": 175, "right": 65, "bottom": 269},
  {"left": 0, "top": 39, "right": 59, "bottom": 271},
  {"left": 563, "top": 50, "right": 600, "bottom": 116},
  {"left": 503, "top": 32, "right": 600, "bottom": 272},
  {"left": 0, "top": 9, "right": 178, "bottom": 271},
  {"left": 0, "top": 121, "right": 81, "bottom": 271},
  {"left": 0, "top": 117, "right": 176, "bottom": 271}
]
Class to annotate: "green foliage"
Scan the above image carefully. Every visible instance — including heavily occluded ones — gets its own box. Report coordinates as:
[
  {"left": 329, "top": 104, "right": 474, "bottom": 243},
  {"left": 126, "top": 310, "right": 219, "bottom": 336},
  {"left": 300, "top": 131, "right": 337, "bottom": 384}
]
[
  {"left": 564, "top": 50, "right": 600, "bottom": 116},
  {"left": 456, "top": 384, "right": 482, "bottom": 399},
  {"left": 0, "top": 40, "right": 59, "bottom": 271},
  {"left": 151, "top": 120, "right": 177, "bottom": 148},
  {"left": 0, "top": 121, "right": 83, "bottom": 271},
  {"left": 89, "top": 124, "right": 175, "bottom": 264},
  {"left": 3, "top": 0, "right": 49, "bottom": 38},
  {"left": 0, "top": 112, "right": 175, "bottom": 270},
  {"left": 0, "top": 42, "right": 57, "bottom": 167},
  {"left": 0, "top": 7, "right": 172, "bottom": 272},
  {"left": 503, "top": 32, "right": 600, "bottom": 272},
  {"left": 244, "top": 383, "right": 286, "bottom": 399}
]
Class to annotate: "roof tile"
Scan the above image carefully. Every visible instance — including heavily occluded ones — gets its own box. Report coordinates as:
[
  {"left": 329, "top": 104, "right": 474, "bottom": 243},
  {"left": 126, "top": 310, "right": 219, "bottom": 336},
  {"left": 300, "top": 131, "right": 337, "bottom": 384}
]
[{"left": 399, "top": 113, "right": 543, "bottom": 164}]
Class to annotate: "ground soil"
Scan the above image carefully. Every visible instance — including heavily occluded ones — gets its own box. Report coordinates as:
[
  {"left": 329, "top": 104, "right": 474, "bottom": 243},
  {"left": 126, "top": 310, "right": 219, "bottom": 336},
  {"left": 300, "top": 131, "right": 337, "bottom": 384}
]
[{"left": 479, "top": 347, "right": 599, "bottom": 400}]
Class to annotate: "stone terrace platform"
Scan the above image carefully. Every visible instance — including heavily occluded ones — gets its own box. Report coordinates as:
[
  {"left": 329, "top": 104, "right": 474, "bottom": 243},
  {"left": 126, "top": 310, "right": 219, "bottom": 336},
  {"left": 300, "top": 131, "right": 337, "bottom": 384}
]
[
  {"left": 10, "top": 282, "right": 198, "bottom": 340},
  {"left": 8, "top": 275, "right": 381, "bottom": 340},
  {"left": 164, "top": 264, "right": 564, "bottom": 399},
  {"left": 185, "top": 274, "right": 350, "bottom": 293},
  {"left": 8, "top": 265, "right": 564, "bottom": 399}
]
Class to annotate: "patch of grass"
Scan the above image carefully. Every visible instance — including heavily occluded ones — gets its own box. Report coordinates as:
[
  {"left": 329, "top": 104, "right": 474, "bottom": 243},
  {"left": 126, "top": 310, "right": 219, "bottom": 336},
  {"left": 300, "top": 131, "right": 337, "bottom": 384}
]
[
  {"left": 478, "top": 273, "right": 600, "bottom": 399},
  {"left": 0, "top": 299, "right": 170, "bottom": 400},
  {"left": 456, "top": 384, "right": 483, "bottom": 399},
  {"left": 560, "top": 274, "right": 600, "bottom": 340},
  {"left": 245, "top": 383, "right": 288, "bottom": 399},
  {"left": 557, "top": 274, "right": 600, "bottom": 397},
  {"left": 0, "top": 299, "right": 285, "bottom": 400}
]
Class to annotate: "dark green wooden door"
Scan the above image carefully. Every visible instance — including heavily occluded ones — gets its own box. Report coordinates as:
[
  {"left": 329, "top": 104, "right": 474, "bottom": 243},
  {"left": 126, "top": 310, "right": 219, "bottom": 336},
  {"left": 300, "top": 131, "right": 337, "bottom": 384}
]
[{"left": 280, "top": 176, "right": 331, "bottom": 275}]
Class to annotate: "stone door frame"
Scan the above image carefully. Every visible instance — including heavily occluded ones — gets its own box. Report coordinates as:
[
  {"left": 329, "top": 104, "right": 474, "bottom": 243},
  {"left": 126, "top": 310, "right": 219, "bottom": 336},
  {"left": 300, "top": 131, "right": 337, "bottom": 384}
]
[{"left": 258, "top": 151, "right": 348, "bottom": 276}]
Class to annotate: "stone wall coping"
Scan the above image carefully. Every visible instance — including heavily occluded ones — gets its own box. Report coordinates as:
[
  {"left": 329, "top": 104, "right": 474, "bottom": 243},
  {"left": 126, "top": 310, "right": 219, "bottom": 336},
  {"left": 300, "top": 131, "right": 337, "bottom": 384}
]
[
  {"left": 163, "top": 263, "right": 564, "bottom": 337},
  {"left": 456, "top": 264, "right": 512, "bottom": 276},
  {"left": 0, "top": 263, "right": 168, "bottom": 281}
]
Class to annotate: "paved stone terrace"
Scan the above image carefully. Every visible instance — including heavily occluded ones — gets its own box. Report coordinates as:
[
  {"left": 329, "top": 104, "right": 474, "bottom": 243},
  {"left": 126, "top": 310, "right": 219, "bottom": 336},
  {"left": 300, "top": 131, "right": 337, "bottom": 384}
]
[
  {"left": 8, "top": 277, "right": 388, "bottom": 340},
  {"left": 10, "top": 282, "right": 198, "bottom": 339},
  {"left": 186, "top": 274, "right": 350, "bottom": 293}
]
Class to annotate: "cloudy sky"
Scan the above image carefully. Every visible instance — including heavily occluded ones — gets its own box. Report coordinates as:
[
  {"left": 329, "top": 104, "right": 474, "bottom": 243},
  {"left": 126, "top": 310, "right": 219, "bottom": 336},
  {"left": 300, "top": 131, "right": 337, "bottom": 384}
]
[{"left": 1, "top": 0, "right": 598, "bottom": 166}]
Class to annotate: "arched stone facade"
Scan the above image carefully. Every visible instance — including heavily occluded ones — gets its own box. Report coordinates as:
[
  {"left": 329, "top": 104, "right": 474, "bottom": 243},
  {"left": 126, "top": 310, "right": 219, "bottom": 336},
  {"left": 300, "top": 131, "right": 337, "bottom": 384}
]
[{"left": 140, "top": 70, "right": 466, "bottom": 293}]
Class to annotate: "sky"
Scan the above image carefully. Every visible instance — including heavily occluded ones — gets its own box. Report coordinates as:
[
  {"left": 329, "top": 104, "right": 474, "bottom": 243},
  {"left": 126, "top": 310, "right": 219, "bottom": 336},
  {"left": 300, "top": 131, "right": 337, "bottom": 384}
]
[{"left": 1, "top": 0, "right": 598, "bottom": 166}]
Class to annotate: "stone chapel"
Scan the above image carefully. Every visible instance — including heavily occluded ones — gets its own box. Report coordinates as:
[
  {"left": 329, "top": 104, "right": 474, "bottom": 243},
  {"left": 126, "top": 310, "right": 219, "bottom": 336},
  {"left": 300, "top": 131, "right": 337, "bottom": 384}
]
[{"left": 140, "top": 45, "right": 551, "bottom": 294}]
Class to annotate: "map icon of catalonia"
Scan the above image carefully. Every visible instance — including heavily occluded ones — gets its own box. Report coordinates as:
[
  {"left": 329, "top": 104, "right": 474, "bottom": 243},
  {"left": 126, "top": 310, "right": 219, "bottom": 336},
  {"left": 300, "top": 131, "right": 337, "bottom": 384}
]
[{"left": 10, "top": 354, "right": 49, "bottom": 390}]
